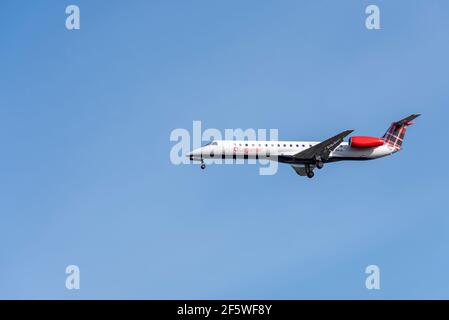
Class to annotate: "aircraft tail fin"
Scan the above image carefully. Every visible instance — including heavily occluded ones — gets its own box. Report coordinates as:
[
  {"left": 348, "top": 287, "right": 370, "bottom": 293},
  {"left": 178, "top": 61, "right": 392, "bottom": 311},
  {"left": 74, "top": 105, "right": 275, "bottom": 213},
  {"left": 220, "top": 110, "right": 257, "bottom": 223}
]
[{"left": 382, "top": 114, "right": 420, "bottom": 150}]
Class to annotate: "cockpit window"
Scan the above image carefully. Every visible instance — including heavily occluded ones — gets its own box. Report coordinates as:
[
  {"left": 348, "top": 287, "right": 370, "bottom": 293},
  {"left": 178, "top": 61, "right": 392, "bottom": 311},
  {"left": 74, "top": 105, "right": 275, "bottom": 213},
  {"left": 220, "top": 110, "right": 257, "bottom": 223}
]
[{"left": 203, "top": 141, "right": 218, "bottom": 146}]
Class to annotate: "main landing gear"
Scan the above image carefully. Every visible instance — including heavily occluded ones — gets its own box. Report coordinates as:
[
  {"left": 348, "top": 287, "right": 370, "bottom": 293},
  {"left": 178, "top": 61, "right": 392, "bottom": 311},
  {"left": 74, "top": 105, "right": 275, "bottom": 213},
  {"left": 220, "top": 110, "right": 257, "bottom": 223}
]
[
  {"left": 305, "top": 164, "right": 314, "bottom": 179},
  {"left": 306, "top": 158, "right": 325, "bottom": 178},
  {"left": 315, "top": 156, "right": 324, "bottom": 170}
]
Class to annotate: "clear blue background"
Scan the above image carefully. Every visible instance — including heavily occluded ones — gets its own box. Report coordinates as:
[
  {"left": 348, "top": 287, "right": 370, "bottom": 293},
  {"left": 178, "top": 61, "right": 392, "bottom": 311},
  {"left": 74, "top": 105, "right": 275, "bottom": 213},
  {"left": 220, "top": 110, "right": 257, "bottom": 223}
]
[{"left": 1, "top": 0, "right": 448, "bottom": 299}]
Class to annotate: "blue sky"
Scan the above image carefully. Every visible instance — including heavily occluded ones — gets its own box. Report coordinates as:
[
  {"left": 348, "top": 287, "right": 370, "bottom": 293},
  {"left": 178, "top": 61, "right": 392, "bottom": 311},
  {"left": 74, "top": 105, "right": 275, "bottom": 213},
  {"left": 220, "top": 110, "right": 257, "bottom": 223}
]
[{"left": 0, "top": 0, "right": 448, "bottom": 299}]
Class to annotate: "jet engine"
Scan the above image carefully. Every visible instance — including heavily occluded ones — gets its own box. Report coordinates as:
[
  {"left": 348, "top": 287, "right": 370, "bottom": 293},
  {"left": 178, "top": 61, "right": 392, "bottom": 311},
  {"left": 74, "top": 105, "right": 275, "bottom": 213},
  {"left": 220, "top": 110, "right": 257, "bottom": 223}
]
[{"left": 349, "top": 136, "right": 384, "bottom": 148}]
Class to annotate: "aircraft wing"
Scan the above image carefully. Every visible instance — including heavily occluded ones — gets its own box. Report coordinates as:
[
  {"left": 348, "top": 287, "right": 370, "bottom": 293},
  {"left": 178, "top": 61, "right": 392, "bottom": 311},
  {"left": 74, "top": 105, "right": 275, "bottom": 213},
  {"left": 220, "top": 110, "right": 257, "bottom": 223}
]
[
  {"left": 294, "top": 129, "right": 354, "bottom": 161},
  {"left": 291, "top": 164, "right": 315, "bottom": 176}
]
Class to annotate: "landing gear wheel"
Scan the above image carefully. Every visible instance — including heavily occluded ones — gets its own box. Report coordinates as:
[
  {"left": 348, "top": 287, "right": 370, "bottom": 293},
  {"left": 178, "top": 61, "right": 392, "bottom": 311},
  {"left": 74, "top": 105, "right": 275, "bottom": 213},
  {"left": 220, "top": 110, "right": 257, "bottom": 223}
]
[
  {"left": 201, "top": 163, "right": 206, "bottom": 170},
  {"left": 316, "top": 161, "right": 324, "bottom": 169},
  {"left": 307, "top": 171, "right": 314, "bottom": 178}
]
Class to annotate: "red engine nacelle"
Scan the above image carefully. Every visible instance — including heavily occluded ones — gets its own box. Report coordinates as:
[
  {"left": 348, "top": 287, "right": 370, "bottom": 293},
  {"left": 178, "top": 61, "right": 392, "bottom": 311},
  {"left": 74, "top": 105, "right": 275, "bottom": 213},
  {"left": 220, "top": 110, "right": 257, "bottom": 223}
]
[{"left": 349, "top": 136, "right": 384, "bottom": 148}]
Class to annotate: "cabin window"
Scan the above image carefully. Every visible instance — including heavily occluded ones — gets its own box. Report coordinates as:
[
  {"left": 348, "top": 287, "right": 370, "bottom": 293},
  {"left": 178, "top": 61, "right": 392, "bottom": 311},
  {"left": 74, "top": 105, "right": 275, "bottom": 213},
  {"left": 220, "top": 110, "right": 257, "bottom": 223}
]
[{"left": 245, "top": 144, "right": 248, "bottom": 147}]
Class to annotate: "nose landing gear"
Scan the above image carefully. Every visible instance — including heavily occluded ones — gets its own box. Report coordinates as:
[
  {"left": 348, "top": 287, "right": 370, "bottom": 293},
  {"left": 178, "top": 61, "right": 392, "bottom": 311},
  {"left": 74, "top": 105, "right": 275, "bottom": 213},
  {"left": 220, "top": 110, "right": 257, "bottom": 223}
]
[{"left": 200, "top": 159, "right": 206, "bottom": 170}]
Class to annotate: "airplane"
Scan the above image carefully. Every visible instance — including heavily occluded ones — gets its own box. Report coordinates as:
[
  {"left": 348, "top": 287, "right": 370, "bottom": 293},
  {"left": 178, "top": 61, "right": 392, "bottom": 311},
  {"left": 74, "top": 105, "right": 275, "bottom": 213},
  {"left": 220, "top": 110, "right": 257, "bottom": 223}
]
[{"left": 187, "top": 114, "right": 420, "bottom": 178}]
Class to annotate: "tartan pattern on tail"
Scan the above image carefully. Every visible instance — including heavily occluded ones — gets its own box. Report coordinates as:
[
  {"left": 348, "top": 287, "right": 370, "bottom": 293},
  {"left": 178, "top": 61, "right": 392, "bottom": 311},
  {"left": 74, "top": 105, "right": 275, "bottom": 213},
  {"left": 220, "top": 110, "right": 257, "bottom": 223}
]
[{"left": 383, "top": 123, "right": 407, "bottom": 150}]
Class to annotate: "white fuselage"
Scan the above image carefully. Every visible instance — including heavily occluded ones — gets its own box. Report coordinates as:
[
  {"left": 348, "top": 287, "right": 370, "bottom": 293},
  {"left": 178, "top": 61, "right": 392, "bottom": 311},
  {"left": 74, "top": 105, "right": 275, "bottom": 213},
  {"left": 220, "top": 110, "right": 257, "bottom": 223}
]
[{"left": 189, "top": 140, "right": 395, "bottom": 163}]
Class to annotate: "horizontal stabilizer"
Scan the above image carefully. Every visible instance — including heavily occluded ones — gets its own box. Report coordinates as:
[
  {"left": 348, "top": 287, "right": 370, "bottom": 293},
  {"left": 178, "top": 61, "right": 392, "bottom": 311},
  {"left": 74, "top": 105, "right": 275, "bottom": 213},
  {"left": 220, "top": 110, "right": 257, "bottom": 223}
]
[{"left": 394, "top": 114, "right": 421, "bottom": 127}]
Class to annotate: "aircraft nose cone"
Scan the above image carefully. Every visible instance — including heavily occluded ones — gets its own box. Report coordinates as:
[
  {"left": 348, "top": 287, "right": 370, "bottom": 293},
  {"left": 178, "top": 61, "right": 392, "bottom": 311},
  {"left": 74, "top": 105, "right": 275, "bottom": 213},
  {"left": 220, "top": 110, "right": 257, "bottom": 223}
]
[{"left": 186, "top": 153, "right": 193, "bottom": 161}]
